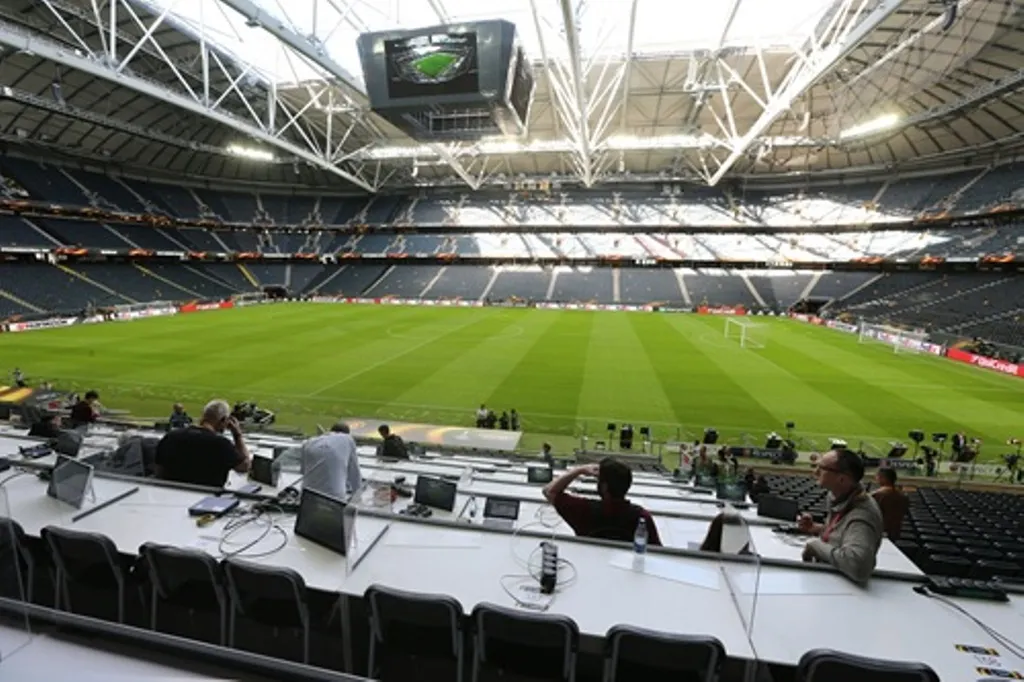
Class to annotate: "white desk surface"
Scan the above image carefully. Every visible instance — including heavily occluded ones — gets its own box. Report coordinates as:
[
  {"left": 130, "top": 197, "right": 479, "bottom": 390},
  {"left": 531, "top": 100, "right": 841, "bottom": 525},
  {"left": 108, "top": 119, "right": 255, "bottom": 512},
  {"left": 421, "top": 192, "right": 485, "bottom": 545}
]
[{"left": 745, "top": 565, "right": 1024, "bottom": 675}]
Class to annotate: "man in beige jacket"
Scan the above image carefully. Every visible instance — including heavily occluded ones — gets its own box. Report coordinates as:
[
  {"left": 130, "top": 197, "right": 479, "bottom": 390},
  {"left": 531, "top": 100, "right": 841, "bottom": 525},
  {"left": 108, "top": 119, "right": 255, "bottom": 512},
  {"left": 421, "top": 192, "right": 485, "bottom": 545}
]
[{"left": 797, "top": 449, "right": 884, "bottom": 584}]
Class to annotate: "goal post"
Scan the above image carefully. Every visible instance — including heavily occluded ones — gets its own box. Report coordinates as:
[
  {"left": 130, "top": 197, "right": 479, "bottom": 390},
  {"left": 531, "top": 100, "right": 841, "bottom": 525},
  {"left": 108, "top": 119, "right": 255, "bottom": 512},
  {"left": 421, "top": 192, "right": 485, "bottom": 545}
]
[
  {"left": 858, "top": 321, "right": 929, "bottom": 354},
  {"left": 724, "top": 318, "right": 767, "bottom": 349}
]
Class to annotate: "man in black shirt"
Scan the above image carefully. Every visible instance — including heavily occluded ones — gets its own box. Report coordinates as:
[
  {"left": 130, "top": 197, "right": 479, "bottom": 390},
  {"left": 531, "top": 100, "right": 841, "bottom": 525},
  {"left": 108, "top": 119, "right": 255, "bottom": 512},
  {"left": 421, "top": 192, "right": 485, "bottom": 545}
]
[
  {"left": 69, "top": 391, "right": 100, "bottom": 428},
  {"left": 155, "top": 399, "right": 251, "bottom": 487},
  {"left": 376, "top": 424, "right": 409, "bottom": 459}
]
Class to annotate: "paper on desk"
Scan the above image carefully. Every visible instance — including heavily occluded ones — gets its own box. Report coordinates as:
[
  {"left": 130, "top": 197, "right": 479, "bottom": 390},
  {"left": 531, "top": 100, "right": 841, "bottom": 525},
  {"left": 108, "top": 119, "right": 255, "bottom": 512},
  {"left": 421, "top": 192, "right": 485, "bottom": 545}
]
[
  {"left": 383, "top": 525, "right": 482, "bottom": 549},
  {"left": 727, "top": 569, "right": 856, "bottom": 596},
  {"left": 609, "top": 553, "right": 721, "bottom": 590}
]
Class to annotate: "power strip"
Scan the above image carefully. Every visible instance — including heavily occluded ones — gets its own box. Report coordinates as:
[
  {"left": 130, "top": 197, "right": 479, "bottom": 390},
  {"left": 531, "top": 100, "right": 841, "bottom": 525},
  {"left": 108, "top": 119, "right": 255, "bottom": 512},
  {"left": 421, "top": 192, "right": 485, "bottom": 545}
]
[{"left": 540, "top": 542, "right": 558, "bottom": 595}]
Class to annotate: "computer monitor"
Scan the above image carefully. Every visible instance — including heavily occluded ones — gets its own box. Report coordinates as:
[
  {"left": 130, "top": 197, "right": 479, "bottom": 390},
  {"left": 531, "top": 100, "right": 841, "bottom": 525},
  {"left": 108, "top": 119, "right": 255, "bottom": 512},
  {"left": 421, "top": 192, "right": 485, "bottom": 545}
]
[
  {"left": 250, "top": 456, "right": 279, "bottom": 487},
  {"left": 293, "top": 488, "right": 348, "bottom": 555},
  {"left": 527, "top": 466, "right": 553, "bottom": 484},
  {"left": 414, "top": 476, "right": 458, "bottom": 512},
  {"left": 46, "top": 455, "right": 93, "bottom": 509},
  {"left": 695, "top": 473, "right": 718, "bottom": 489},
  {"left": 483, "top": 496, "right": 521, "bottom": 521},
  {"left": 716, "top": 481, "right": 747, "bottom": 503},
  {"left": 757, "top": 494, "right": 800, "bottom": 522}
]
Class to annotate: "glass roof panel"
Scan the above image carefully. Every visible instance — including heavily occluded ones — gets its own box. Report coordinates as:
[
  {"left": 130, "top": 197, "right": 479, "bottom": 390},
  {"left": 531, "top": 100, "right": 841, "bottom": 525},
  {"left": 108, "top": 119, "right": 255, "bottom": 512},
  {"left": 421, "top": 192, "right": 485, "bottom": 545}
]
[{"left": 143, "top": 0, "right": 838, "bottom": 87}]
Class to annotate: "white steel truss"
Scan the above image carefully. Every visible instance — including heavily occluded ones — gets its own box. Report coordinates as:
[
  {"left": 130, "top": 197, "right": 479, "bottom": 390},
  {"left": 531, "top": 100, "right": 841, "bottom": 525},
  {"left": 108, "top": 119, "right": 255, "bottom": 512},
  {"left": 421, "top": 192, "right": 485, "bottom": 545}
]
[
  {"left": 705, "top": 0, "right": 908, "bottom": 185},
  {"left": 4, "top": 0, "right": 382, "bottom": 191}
]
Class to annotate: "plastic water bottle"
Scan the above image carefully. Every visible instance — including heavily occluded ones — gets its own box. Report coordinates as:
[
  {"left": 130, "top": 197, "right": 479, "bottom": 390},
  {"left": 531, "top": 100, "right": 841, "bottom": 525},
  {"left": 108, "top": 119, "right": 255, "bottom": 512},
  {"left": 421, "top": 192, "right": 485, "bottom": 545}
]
[{"left": 633, "top": 518, "right": 649, "bottom": 555}]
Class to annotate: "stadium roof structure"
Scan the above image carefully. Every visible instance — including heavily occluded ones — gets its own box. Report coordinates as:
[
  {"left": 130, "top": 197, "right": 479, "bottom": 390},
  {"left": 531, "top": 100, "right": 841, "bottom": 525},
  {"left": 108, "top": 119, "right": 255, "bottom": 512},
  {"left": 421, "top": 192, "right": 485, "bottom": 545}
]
[{"left": 0, "top": 0, "right": 1023, "bottom": 192}]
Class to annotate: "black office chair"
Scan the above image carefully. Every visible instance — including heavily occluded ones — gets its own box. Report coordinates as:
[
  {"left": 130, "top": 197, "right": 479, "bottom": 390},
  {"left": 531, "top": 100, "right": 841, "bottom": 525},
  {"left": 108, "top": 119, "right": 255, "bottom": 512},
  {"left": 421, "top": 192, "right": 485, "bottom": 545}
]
[
  {"left": 603, "top": 625, "right": 725, "bottom": 682},
  {"left": 140, "top": 542, "right": 227, "bottom": 645},
  {"left": 0, "top": 518, "right": 34, "bottom": 602},
  {"left": 471, "top": 602, "right": 578, "bottom": 682},
  {"left": 40, "top": 526, "right": 132, "bottom": 623},
  {"left": 223, "top": 558, "right": 311, "bottom": 664},
  {"left": 797, "top": 648, "right": 939, "bottom": 681},
  {"left": 365, "top": 584, "right": 465, "bottom": 682}
]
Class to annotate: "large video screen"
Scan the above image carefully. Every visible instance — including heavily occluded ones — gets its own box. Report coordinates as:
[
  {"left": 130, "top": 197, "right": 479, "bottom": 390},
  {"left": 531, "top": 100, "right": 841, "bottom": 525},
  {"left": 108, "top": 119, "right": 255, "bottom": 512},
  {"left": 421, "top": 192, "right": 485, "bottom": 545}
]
[{"left": 385, "top": 32, "right": 480, "bottom": 100}]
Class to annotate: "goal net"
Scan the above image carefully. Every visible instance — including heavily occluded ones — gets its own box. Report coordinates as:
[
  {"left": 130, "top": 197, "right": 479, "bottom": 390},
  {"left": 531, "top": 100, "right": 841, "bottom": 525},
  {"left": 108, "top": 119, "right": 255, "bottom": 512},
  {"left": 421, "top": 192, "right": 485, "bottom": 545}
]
[
  {"left": 858, "top": 322, "right": 929, "bottom": 354},
  {"left": 724, "top": 318, "right": 767, "bottom": 349}
]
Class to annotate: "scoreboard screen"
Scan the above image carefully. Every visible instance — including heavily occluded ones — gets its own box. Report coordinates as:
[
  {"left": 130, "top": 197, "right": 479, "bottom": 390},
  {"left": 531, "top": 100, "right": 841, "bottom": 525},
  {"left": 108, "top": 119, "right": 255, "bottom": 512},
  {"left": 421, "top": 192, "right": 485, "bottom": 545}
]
[{"left": 384, "top": 32, "right": 480, "bottom": 100}]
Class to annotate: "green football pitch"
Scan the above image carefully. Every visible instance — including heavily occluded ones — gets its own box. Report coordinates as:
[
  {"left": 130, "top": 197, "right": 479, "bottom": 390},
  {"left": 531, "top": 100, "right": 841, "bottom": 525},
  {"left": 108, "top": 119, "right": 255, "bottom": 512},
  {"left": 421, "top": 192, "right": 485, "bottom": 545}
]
[{"left": 1, "top": 304, "right": 1021, "bottom": 461}]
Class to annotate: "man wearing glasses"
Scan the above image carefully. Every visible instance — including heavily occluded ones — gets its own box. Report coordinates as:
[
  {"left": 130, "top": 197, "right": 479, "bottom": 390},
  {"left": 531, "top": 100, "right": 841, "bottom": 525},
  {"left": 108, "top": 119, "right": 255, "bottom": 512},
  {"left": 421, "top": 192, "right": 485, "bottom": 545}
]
[{"left": 797, "top": 449, "right": 883, "bottom": 584}]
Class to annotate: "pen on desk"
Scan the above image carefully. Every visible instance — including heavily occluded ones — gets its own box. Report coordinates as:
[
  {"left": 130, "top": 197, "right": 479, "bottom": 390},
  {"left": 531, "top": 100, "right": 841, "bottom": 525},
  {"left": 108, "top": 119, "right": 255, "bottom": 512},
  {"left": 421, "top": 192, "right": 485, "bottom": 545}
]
[
  {"left": 72, "top": 486, "right": 140, "bottom": 523},
  {"left": 349, "top": 524, "right": 390, "bottom": 574}
]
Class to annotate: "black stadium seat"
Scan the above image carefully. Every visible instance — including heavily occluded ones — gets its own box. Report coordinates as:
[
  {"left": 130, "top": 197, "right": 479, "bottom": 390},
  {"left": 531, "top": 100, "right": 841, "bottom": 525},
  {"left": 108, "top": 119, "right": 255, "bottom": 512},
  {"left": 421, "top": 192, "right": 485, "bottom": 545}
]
[{"left": 797, "top": 648, "right": 939, "bottom": 682}]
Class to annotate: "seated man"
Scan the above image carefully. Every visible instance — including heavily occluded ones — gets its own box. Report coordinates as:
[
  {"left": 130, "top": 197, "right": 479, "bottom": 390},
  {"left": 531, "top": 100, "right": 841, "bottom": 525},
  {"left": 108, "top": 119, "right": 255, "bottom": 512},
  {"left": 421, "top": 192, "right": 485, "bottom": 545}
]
[
  {"left": 168, "top": 403, "right": 193, "bottom": 429},
  {"left": 798, "top": 449, "right": 883, "bottom": 584},
  {"left": 376, "top": 424, "right": 409, "bottom": 459},
  {"left": 155, "top": 399, "right": 251, "bottom": 487},
  {"left": 298, "top": 421, "right": 363, "bottom": 499},
  {"left": 871, "top": 467, "right": 909, "bottom": 540},
  {"left": 543, "top": 458, "right": 662, "bottom": 546},
  {"left": 69, "top": 390, "right": 100, "bottom": 428},
  {"left": 28, "top": 412, "right": 62, "bottom": 440}
]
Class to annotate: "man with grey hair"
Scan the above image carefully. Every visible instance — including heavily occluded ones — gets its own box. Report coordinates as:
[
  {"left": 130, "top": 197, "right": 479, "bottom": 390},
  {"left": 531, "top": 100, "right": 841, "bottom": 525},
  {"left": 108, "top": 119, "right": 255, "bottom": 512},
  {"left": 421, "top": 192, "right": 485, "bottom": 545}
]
[
  {"left": 155, "top": 399, "right": 251, "bottom": 487},
  {"left": 294, "top": 421, "right": 362, "bottom": 499}
]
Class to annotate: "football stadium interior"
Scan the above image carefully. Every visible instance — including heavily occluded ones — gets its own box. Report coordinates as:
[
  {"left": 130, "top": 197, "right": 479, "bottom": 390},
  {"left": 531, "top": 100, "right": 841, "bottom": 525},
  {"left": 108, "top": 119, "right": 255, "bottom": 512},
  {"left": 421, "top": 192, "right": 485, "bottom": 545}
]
[{"left": 0, "top": 0, "right": 1022, "bottom": 680}]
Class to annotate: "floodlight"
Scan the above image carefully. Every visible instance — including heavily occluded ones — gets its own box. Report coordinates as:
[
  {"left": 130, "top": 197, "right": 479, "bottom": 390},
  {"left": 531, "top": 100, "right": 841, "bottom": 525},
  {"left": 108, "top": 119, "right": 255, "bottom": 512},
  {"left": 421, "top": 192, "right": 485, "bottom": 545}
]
[
  {"left": 839, "top": 113, "right": 900, "bottom": 139},
  {"left": 226, "top": 144, "right": 275, "bottom": 162}
]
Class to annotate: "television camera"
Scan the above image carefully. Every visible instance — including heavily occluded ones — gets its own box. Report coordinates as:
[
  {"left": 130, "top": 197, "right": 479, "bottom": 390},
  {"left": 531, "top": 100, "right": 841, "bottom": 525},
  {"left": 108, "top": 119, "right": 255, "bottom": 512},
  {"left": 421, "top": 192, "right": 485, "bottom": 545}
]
[{"left": 231, "top": 401, "right": 275, "bottom": 427}]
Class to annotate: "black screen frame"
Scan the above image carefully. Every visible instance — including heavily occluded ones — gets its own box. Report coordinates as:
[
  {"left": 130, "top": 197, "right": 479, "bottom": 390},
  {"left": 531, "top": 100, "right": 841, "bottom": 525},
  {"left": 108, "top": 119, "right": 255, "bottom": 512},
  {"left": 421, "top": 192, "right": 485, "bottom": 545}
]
[
  {"left": 294, "top": 488, "right": 348, "bottom": 555},
  {"left": 46, "top": 455, "right": 92, "bottom": 509},
  {"left": 483, "top": 496, "right": 521, "bottom": 521},
  {"left": 413, "top": 476, "right": 457, "bottom": 512}
]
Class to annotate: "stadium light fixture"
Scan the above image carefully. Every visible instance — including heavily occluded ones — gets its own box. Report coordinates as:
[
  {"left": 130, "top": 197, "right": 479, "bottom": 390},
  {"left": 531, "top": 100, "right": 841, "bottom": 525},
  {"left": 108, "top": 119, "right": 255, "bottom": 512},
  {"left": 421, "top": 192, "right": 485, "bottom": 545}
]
[
  {"left": 839, "top": 113, "right": 900, "bottom": 140},
  {"left": 226, "top": 144, "right": 276, "bottom": 162}
]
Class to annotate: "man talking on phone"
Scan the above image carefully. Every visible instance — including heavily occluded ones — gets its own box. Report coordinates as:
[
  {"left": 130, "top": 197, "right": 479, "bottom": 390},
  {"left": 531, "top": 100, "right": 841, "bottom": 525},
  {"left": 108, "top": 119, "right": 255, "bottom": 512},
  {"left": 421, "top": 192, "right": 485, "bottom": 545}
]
[{"left": 155, "top": 399, "right": 251, "bottom": 487}]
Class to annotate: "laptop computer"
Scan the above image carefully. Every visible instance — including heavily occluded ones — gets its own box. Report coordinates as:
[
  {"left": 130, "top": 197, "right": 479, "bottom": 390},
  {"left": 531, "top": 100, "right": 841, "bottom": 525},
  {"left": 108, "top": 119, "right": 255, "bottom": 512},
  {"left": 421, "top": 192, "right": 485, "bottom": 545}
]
[
  {"left": 482, "top": 496, "right": 520, "bottom": 530},
  {"left": 527, "top": 466, "right": 553, "bottom": 484},
  {"left": 250, "top": 455, "right": 280, "bottom": 487},
  {"left": 716, "top": 481, "right": 748, "bottom": 504},
  {"left": 294, "top": 488, "right": 348, "bottom": 555},
  {"left": 46, "top": 455, "right": 94, "bottom": 509},
  {"left": 414, "top": 476, "right": 458, "bottom": 512}
]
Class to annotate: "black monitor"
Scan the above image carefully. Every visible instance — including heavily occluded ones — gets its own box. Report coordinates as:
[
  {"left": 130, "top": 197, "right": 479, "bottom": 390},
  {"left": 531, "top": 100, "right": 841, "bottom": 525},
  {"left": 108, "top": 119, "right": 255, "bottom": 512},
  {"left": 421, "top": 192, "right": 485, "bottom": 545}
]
[
  {"left": 250, "top": 456, "right": 279, "bottom": 487},
  {"left": 414, "top": 476, "right": 458, "bottom": 512},
  {"left": 46, "top": 455, "right": 93, "bottom": 509},
  {"left": 527, "top": 466, "right": 553, "bottom": 484},
  {"left": 757, "top": 494, "right": 800, "bottom": 522},
  {"left": 483, "top": 496, "right": 521, "bottom": 521},
  {"left": 294, "top": 488, "right": 348, "bottom": 555},
  {"left": 695, "top": 473, "right": 718, "bottom": 489},
  {"left": 716, "top": 481, "right": 747, "bottom": 503}
]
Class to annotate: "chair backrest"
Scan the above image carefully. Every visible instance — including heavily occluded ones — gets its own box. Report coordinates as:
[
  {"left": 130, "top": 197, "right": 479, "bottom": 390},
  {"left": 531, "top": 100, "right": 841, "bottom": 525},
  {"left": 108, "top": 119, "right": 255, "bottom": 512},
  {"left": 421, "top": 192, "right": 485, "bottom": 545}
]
[
  {"left": 605, "top": 625, "right": 725, "bottom": 682},
  {"left": 365, "top": 584, "right": 463, "bottom": 655},
  {"left": 40, "top": 525, "right": 121, "bottom": 581},
  {"left": 223, "top": 557, "right": 307, "bottom": 626},
  {"left": 798, "top": 648, "right": 939, "bottom": 682},
  {"left": 472, "top": 602, "right": 579, "bottom": 680},
  {"left": 0, "top": 517, "right": 29, "bottom": 599},
  {"left": 140, "top": 542, "right": 223, "bottom": 600}
]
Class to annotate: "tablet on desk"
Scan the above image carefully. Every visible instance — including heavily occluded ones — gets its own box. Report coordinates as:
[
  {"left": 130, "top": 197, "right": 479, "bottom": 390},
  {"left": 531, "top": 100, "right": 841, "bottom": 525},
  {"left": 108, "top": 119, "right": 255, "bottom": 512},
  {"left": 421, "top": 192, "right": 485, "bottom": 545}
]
[{"left": 46, "top": 455, "right": 93, "bottom": 509}]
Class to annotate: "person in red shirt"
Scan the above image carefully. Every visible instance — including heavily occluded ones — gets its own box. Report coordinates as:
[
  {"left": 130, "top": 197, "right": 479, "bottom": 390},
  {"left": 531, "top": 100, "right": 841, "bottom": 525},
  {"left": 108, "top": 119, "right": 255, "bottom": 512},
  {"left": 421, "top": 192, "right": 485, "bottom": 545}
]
[
  {"left": 69, "top": 390, "right": 101, "bottom": 428},
  {"left": 542, "top": 458, "right": 661, "bottom": 546}
]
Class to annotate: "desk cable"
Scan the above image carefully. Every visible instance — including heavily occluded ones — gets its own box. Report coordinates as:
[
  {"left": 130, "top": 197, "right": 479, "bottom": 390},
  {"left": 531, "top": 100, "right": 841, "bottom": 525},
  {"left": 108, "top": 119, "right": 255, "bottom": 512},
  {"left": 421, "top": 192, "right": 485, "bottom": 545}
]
[
  {"left": 0, "top": 470, "right": 31, "bottom": 488},
  {"left": 914, "top": 586, "right": 1024, "bottom": 660},
  {"left": 216, "top": 505, "right": 289, "bottom": 560},
  {"left": 499, "top": 511, "right": 578, "bottom": 610}
]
